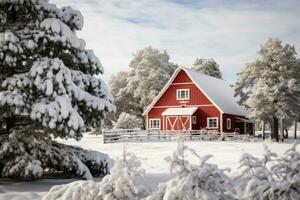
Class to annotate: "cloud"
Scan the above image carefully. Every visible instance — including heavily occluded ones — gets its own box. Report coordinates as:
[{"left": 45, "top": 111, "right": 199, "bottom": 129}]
[{"left": 51, "top": 0, "right": 300, "bottom": 84}]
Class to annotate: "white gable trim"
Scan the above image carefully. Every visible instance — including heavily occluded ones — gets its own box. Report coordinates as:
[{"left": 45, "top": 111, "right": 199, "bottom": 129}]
[{"left": 143, "top": 67, "right": 225, "bottom": 116}]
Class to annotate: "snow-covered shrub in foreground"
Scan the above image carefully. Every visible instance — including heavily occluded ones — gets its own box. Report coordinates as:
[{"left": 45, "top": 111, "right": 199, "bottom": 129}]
[
  {"left": 43, "top": 150, "right": 149, "bottom": 200},
  {"left": 236, "top": 143, "right": 300, "bottom": 200},
  {"left": 42, "top": 142, "right": 300, "bottom": 200},
  {"left": 0, "top": 129, "right": 112, "bottom": 180},
  {"left": 146, "top": 139, "right": 237, "bottom": 200},
  {"left": 98, "top": 151, "right": 149, "bottom": 200}
]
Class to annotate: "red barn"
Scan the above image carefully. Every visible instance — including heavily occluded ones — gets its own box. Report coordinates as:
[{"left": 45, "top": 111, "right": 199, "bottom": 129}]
[{"left": 143, "top": 67, "right": 253, "bottom": 134}]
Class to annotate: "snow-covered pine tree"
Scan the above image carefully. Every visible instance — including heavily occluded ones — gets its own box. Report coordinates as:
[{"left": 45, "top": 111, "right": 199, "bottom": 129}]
[
  {"left": 42, "top": 150, "right": 149, "bottom": 200},
  {"left": 235, "top": 38, "right": 300, "bottom": 142},
  {"left": 192, "top": 58, "right": 222, "bottom": 79},
  {"left": 0, "top": 0, "right": 115, "bottom": 179},
  {"left": 109, "top": 47, "right": 177, "bottom": 129},
  {"left": 146, "top": 139, "right": 237, "bottom": 200},
  {"left": 113, "top": 112, "right": 142, "bottom": 130}
]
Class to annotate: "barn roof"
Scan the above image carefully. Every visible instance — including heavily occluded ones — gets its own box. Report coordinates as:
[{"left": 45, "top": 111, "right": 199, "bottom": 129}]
[{"left": 143, "top": 67, "right": 247, "bottom": 116}]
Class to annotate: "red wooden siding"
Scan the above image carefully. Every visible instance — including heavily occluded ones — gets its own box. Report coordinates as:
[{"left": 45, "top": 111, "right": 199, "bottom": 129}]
[
  {"left": 222, "top": 113, "right": 254, "bottom": 134},
  {"left": 172, "top": 70, "right": 193, "bottom": 83},
  {"left": 155, "top": 71, "right": 212, "bottom": 106},
  {"left": 147, "top": 69, "right": 253, "bottom": 133},
  {"left": 222, "top": 114, "right": 240, "bottom": 132}
]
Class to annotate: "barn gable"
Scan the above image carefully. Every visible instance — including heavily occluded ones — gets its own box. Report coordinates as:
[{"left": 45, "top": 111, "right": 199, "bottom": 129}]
[
  {"left": 154, "top": 70, "right": 213, "bottom": 107},
  {"left": 143, "top": 67, "right": 246, "bottom": 116}
]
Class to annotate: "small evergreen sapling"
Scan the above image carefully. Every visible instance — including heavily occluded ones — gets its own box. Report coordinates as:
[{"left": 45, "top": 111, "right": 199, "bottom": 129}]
[
  {"left": 98, "top": 149, "right": 149, "bottom": 200},
  {"left": 236, "top": 145, "right": 277, "bottom": 200},
  {"left": 237, "top": 143, "right": 300, "bottom": 200},
  {"left": 42, "top": 149, "right": 149, "bottom": 200},
  {"left": 146, "top": 139, "right": 237, "bottom": 200}
]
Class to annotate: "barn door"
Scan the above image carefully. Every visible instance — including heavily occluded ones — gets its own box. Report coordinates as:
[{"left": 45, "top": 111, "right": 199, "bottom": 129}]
[
  {"left": 166, "top": 116, "right": 191, "bottom": 131},
  {"left": 178, "top": 116, "right": 190, "bottom": 130},
  {"left": 166, "top": 116, "right": 178, "bottom": 130}
]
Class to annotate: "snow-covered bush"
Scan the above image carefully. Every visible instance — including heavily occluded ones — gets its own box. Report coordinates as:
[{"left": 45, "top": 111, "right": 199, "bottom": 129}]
[
  {"left": 0, "top": 128, "right": 112, "bottom": 180},
  {"left": 42, "top": 150, "right": 148, "bottom": 200},
  {"left": 0, "top": 0, "right": 115, "bottom": 179},
  {"left": 42, "top": 180, "right": 101, "bottom": 200},
  {"left": 98, "top": 151, "right": 149, "bottom": 200},
  {"left": 113, "top": 112, "right": 143, "bottom": 130},
  {"left": 146, "top": 139, "right": 237, "bottom": 200},
  {"left": 236, "top": 143, "right": 300, "bottom": 200}
]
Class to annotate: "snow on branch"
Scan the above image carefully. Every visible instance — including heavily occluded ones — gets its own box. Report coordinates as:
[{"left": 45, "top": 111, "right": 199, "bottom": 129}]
[
  {"left": 237, "top": 143, "right": 300, "bottom": 200},
  {"left": 0, "top": 57, "right": 115, "bottom": 139},
  {"left": 43, "top": 150, "right": 149, "bottom": 200},
  {"left": 147, "top": 139, "right": 237, "bottom": 200}
]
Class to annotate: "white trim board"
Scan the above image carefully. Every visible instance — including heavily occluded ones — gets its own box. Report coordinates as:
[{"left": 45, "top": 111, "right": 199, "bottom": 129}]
[
  {"left": 171, "top": 82, "right": 193, "bottom": 85},
  {"left": 152, "top": 104, "right": 214, "bottom": 108}
]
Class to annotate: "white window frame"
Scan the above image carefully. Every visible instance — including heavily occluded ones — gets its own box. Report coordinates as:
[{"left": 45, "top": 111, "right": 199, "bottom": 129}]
[
  {"left": 227, "top": 118, "right": 231, "bottom": 129},
  {"left": 176, "top": 89, "right": 190, "bottom": 100},
  {"left": 207, "top": 117, "right": 218, "bottom": 129},
  {"left": 192, "top": 116, "right": 197, "bottom": 124},
  {"left": 149, "top": 118, "right": 160, "bottom": 129}
]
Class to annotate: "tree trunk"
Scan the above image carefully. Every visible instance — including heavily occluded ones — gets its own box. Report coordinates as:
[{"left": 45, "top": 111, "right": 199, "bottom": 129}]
[
  {"left": 284, "top": 122, "right": 288, "bottom": 138},
  {"left": 280, "top": 118, "right": 284, "bottom": 142},
  {"left": 272, "top": 116, "right": 279, "bottom": 142},
  {"left": 295, "top": 120, "right": 298, "bottom": 139},
  {"left": 262, "top": 121, "right": 265, "bottom": 140},
  {"left": 5, "top": 116, "right": 15, "bottom": 134}
]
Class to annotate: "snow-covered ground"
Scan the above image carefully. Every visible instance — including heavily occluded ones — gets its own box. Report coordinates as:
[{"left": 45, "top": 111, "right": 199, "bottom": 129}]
[{"left": 1, "top": 134, "right": 299, "bottom": 200}]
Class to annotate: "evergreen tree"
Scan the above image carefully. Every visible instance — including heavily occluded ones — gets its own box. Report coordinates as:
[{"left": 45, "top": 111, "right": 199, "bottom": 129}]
[
  {"left": 0, "top": 0, "right": 115, "bottom": 179},
  {"left": 235, "top": 38, "right": 300, "bottom": 142},
  {"left": 192, "top": 58, "right": 222, "bottom": 79}
]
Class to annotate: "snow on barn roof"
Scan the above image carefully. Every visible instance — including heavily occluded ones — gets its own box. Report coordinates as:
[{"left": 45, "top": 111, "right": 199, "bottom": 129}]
[
  {"left": 183, "top": 68, "right": 246, "bottom": 116},
  {"left": 143, "top": 67, "right": 247, "bottom": 116},
  {"left": 162, "top": 107, "right": 198, "bottom": 116}
]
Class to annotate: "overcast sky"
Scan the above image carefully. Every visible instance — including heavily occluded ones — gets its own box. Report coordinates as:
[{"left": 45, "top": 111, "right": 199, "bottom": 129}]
[{"left": 52, "top": 0, "right": 300, "bottom": 84}]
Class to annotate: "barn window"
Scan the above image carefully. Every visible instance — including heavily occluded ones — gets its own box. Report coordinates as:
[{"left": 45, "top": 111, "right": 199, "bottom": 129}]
[
  {"left": 192, "top": 116, "right": 197, "bottom": 124},
  {"left": 150, "top": 119, "right": 160, "bottom": 129},
  {"left": 207, "top": 117, "right": 218, "bottom": 128},
  {"left": 227, "top": 118, "right": 231, "bottom": 129},
  {"left": 176, "top": 89, "right": 189, "bottom": 100}
]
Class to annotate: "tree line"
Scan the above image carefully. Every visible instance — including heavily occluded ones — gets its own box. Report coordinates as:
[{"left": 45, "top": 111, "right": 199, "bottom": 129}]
[{"left": 109, "top": 39, "right": 300, "bottom": 142}]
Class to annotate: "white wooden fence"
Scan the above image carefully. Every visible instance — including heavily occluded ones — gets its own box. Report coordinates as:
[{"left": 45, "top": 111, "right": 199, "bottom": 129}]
[{"left": 102, "top": 129, "right": 253, "bottom": 143}]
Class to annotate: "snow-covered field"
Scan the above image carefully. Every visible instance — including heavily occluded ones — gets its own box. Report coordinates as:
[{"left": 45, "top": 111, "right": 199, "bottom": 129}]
[{"left": 0, "top": 134, "right": 298, "bottom": 200}]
